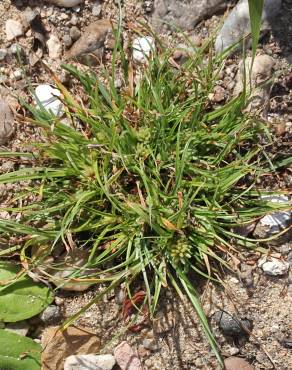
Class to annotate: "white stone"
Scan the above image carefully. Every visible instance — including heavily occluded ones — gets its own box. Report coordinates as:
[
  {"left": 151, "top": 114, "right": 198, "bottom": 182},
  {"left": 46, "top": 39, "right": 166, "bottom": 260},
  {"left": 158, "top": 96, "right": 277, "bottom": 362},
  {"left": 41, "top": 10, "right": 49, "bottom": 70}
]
[
  {"left": 259, "top": 257, "right": 289, "bottom": 276},
  {"left": 132, "top": 36, "right": 155, "bottom": 63},
  {"left": 35, "top": 85, "right": 63, "bottom": 116},
  {"left": 5, "top": 19, "right": 23, "bottom": 41},
  {"left": 46, "top": 35, "right": 62, "bottom": 59},
  {"left": 64, "top": 354, "right": 116, "bottom": 370},
  {"left": 259, "top": 195, "right": 291, "bottom": 234}
]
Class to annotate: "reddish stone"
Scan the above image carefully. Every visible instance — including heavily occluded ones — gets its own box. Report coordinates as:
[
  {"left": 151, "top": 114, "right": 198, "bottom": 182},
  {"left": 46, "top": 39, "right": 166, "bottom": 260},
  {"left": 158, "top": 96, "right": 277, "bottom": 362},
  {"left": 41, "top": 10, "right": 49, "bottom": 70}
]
[
  {"left": 224, "top": 357, "right": 254, "bottom": 370},
  {"left": 114, "top": 341, "right": 142, "bottom": 370}
]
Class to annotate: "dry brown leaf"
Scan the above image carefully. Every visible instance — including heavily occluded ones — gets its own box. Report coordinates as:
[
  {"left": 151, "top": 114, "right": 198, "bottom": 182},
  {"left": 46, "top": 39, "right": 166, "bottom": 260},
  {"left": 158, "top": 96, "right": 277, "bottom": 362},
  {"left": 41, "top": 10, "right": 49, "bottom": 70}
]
[{"left": 41, "top": 326, "right": 101, "bottom": 370}]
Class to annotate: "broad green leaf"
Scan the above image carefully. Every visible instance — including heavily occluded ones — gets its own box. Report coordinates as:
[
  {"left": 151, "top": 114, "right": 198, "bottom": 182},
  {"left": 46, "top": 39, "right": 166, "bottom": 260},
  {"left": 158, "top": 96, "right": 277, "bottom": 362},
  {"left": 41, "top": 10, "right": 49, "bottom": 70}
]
[
  {"left": 248, "top": 0, "right": 264, "bottom": 59},
  {"left": 0, "top": 261, "right": 54, "bottom": 322},
  {"left": 0, "top": 329, "right": 41, "bottom": 370}
]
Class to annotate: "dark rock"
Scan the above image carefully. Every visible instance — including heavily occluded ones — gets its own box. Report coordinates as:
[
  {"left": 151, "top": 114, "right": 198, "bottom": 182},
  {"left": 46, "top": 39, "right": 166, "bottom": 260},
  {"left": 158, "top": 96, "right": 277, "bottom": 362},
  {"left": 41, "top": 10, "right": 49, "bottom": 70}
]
[
  {"left": 281, "top": 337, "right": 292, "bottom": 349},
  {"left": 213, "top": 311, "right": 252, "bottom": 338}
]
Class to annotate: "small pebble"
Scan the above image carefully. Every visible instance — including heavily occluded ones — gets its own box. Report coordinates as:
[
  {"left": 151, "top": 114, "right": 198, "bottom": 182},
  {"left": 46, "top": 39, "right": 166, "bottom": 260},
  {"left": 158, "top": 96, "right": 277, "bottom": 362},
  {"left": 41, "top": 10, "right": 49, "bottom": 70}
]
[
  {"left": 258, "top": 257, "right": 289, "bottom": 276},
  {"left": 132, "top": 36, "right": 155, "bottom": 63},
  {"left": 11, "top": 69, "right": 23, "bottom": 80},
  {"left": 114, "top": 341, "right": 143, "bottom": 370},
  {"left": 34, "top": 84, "right": 63, "bottom": 116},
  {"left": 63, "top": 34, "right": 73, "bottom": 48},
  {"left": 70, "top": 26, "right": 81, "bottom": 41},
  {"left": 40, "top": 305, "right": 61, "bottom": 323},
  {"left": 143, "top": 338, "right": 159, "bottom": 351},
  {"left": 6, "top": 19, "right": 23, "bottom": 41},
  {"left": 0, "top": 49, "right": 8, "bottom": 61},
  {"left": 54, "top": 296, "right": 65, "bottom": 306},
  {"left": 23, "top": 8, "right": 39, "bottom": 24},
  {"left": 46, "top": 34, "right": 62, "bottom": 59},
  {"left": 70, "top": 14, "right": 78, "bottom": 25},
  {"left": 229, "top": 347, "right": 240, "bottom": 356},
  {"left": 224, "top": 356, "right": 254, "bottom": 370},
  {"left": 92, "top": 1, "right": 102, "bottom": 17}
]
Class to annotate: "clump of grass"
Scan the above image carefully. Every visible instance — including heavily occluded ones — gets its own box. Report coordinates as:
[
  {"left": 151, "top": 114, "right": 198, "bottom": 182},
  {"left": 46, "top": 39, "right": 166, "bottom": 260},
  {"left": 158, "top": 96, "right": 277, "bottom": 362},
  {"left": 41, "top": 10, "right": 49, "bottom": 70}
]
[{"left": 0, "top": 27, "right": 290, "bottom": 366}]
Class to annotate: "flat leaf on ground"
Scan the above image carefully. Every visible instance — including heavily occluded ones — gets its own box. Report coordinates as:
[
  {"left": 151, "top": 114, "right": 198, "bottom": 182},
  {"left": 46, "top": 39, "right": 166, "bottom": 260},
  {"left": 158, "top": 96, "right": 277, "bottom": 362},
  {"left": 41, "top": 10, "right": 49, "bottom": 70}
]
[
  {"left": 0, "top": 329, "right": 41, "bottom": 370},
  {"left": 0, "top": 261, "right": 54, "bottom": 322}
]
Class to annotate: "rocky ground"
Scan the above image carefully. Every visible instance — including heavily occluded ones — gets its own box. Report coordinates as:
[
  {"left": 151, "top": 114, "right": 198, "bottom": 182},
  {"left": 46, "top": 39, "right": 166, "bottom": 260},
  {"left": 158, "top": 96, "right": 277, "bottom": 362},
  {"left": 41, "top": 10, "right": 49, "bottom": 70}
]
[{"left": 0, "top": 1, "right": 291, "bottom": 370}]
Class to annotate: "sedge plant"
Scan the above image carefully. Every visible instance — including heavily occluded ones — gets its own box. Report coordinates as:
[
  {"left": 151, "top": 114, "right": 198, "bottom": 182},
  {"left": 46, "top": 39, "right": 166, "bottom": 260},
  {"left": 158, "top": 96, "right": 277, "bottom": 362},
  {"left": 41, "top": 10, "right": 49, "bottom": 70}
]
[{"left": 0, "top": 11, "right": 291, "bottom": 367}]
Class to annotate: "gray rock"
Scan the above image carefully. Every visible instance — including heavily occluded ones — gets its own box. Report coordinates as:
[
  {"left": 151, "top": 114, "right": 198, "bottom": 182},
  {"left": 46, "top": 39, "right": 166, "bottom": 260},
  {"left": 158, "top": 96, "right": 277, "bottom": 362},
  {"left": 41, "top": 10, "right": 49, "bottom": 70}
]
[
  {"left": 23, "top": 8, "right": 40, "bottom": 24},
  {"left": 5, "top": 19, "right": 24, "bottom": 41},
  {"left": 70, "top": 26, "right": 81, "bottom": 41},
  {"left": 0, "top": 99, "right": 14, "bottom": 145},
  {"left": 229, "top": 347, "right": 240, "bottom": 356},
  {"left": 5, "top": 321, "right": 29, "bottom": 336},
  {"left": 63, "top": 34, "right": 73, "bottom": 48},
  {"left": 46, "top": 34, "right": 62, "bottom": 59},
  {"left": 151, "top": 0, "right": 226, "bottom": 32},
  {"left": 0, "top": 49, "right": 8, "bottom": 61},
  {"left": 253, "top": 195, "right": 291, "bottom": 239},
  {"left": 258, "top": 256, "right": 289, "bottom": 276},
  {"left": 233, "top": 55, "right": 275, "bottom": 113},
  {"left": 92, "top": 1, "right": 102, "bottom": 17},
  {"left": 213, "top": 311, "right": 252, "bottom": 338},
  {"left": 215, "top": 0, "right": 282, "bottom": 53},
  {"left": 46, "top": 0, "right": 84, "bottom": 7},
  {"left": 64, "top": 354, "right": 115, "bottom": 370},
  {"left": 143, "top": 338, "right": 159, "bottom": 351},
  {"left": 11, "top": 69, "right": 23, "bottom": 81},
  {"left": 40, "top": 305, "right": 61, "bottom": 323},
  {"left": 70, "top": 14, "right": 79, "bottom": 26}
]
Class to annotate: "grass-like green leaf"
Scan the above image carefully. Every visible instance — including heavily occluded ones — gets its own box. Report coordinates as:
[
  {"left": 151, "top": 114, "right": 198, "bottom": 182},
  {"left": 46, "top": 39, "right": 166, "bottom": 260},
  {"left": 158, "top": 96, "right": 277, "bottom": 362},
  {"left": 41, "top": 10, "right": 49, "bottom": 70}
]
[
  {"left": 248, "top": 0, "right": 264, "bottom": 59},
  {"left": 0, "top": 25, "right": 290, "bottom": 367}
]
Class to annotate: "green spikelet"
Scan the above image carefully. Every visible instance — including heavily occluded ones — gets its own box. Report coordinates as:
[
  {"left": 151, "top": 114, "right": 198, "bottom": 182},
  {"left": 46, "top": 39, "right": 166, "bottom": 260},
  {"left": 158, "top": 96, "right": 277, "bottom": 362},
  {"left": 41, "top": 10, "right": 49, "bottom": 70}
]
[{"left": 168, "top": 237, "right": 192, "bottom": 266}]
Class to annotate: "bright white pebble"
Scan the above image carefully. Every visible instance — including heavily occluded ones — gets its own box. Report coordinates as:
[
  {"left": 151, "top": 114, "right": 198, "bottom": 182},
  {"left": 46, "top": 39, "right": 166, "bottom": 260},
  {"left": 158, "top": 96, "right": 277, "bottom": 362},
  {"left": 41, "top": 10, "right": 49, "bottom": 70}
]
[
  {"left": 132, "top": 36, "right": 155, "bottom": 63},
  {"left": 35, "top": 84, "right": 63, "bottom": 116}
]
